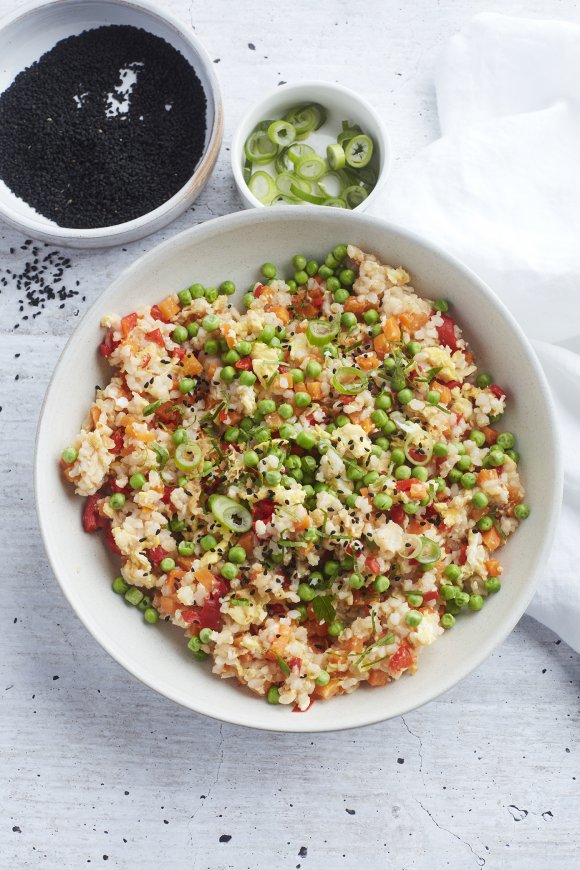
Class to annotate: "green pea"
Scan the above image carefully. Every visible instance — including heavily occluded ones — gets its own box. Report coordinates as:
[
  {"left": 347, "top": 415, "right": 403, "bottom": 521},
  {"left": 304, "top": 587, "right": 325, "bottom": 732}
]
[
  {"left": 374, "top": 436, "right": 390, "bottom": 451},
  {"left": 129, "top": 473, "right": 146, "bottom": 490},
  {"left": 345, "top": 493, "right": 358, "bottom": 509},
  {"left": 220, "top": 366, "right": 235, "bottom": 383},
  {"left": 315, "top": 670, "right": 331, "bottom": 686},
  {"left": 291, "top": 368, "right": 304, "bottom": 383},
  {"left": 267, "top": 686, "right": 280, "bottom": 704},
  {"left": 306, "top": 360, "right": 322, "bottom": 378},
  {"left": 455, "top": 591, "right": 470, "bottom": 608},
  {"left": 382, "top": 419, "right": 397, "bottom": 436},
  {"left": 295, "top": 604, "right": 308, "bottom": 622},
  {"left": 433, "top": 441, "right": 448, "bottom": 458},
  {"left": 407, "top": 592, "right": 423, "bottom": 607},
  {"left": 190, "top": 283, "right": 205, "bottom": 299},
  {"left": 374, "top": 575, "right": 390, "bottom": 593},
  {"left": 472, "top": 491, "right": 489, "bottom": 509},
  {"left": 440, "top": 585, "right": 457, "bottom": 601},
  {"left": 362, "top": 471, "right": 379, "bottom": 486},
  {"left": 414, "top": 466, "right": 428, "bottom": 482},
  {"left": 160, "top": 557, "right": 175, "bottom": 573},
  {"left": 369, "top": 409, "right": 387, "bottom": 429},
  {"left": 61, "top": 446, "right": 79, "bottom": 464},
  {"left": 298, "top": 583, "right": 315, "bottom": 602},
  {"left": 433, "top": 298, "right": 449, "bottom": 312},
  {"left": 456, "top": 455, "right": 472, "bottom": 472},
  {"left": 334, "top": 288, "right": 349, "bottom": 304},
  {"left": 506, "top": 448, "right": 520, "bottom": 463},
  {"left": 109, "top": 492, "right": 126, "bottom": 510},
  {"left": 397, "top": 388, "right": 413, "bottom": 404},
  {"left": 476, "top": 373, "right": 492, "bottom": 389},
  {"left": 301, "top": 456, "right": 317, "bottom": 474},
  {"left": 514, "top": 504, "right": 530, "bottom": 520},
  {"left": 362, "top": 309, "right": 379, "bottom": 326},
  {"left": 295, "top": 392, "right": 312, "bottom": 408},
  {"left": 333, "top": 244, "right": 348, "bottom": 261},
  {"left": 327, "top": 620, "right": 344, "bottom": 637},
  {"left": 112, "top": 576, "right": 129, "bottom": 595},
  {"left": 326, "top": 276, "right": 340, "bottom": 293},
  {"left": 496, "top": 432, "right": 515, "bottom": 450},
  {"left": 394, "top": 465, "right": 412, "bottom": 481},
  {"left": 295, "top": 431, "right": 315, "bottom": 450},
  {"left": 178, "top": 288, "right": 192, "bottom": 306},
  {"left": 318, "top": 265, "right": 333, "bottom": 280},
  {"left": 373, "top": 394, "right": 391, "bottom": 412},
  {"left": 405, "top": 610, "right": 423, "bottom": 627},
  {"left": 469, "top": 594, "right": 484, "bottom": 611},
  {"left": 224, "top": 427, "right": 240, "bottom": 443},
  {"left": 441, "top": 613, "right": 455, "bottom": 629},
  {"left": 445, "top": 600, "right": 461, "bottom": 615},
  {"left": 204, "top": 338, "right": 219, "bottom": 355},
  {"left": 264, "top": 470, "right": 281, "bottom": 486},
  {"left": 258, "top": 324, "right": 275, "bottom": 344},
  {"left": 339, "top": 269, "right": 355, "bottom": 287},
  {"left": 222, "top": 349, "right": 240, "bottom": 366},
  {"left": 228, "top": 545, "right": 246, "bottom": 564},
  {"left": 477, "top": 516, "right": 493, "bottom": 531},
  {"left": 407, "top": 341, "right": 421, "bottom": 356},
  {"left": 469, "top": 429, "right": 486, "bottom": 447},
  {"left": 279, "top": 423, "right": 297, "bottom": 440},
  {"left": 221, "top": 562, "right": 238, "bottom": 580},
  {"left": 172, "top": 325, "right": 188, "bottom": 344},
  {"left": 244, "top": 450, "right": 259, "bottom": 468},
  {"left": 485, "top": 577, "right": 501, "bottom": 593},
  {"left": 306, "top": 259, "right": 319, "bottom": 277},
  {"left": 426, "top": 390, "right": 440, "bottom": 405},
  {"left": 292, "top": 254, "right": 307, "bottom": 271},
  {"left": 335, "top": 415, "right": 348, "bottom": 428},
  {"left": 340, "top": 311, "right": 357, "bottom": 329},
  {"left": 256, "top": 399, "right": 275, "bottom": 416},
  {"left": 178, "top": 540, "right": 195, "bottom": 557},
  {"left": 444, "top": 564, "right": 461, "bottom": 581},
  {"left": 447, "top": 468, "right": 462, "bottom": 484},
  {"left": 461, "top": 472, "right": 477, "bottom": 489},
  {"left": 260, "top": 262, "right": 276, "bottom": 279},
  {"left": 200, "top": 534, "right": 217, "bottom": 552},
  {"left": 286, "top": 280, "right": 298, "bottom": 294},
  {"left": 235, "top": 339, "right": 252, "bottom": 356},
  {"left": 349, "top": 573, "right": 365, "bottom": 590},
  {"left": 243, "top": 292, "right": 254, "bottom": 308},
  {"left": 391, "top": 448, "right": 405, "bottom": 467},
  {"left": 202, "top": 314, "right": 219, "bottom": 332},
  {"left": 295, "top": 270, "right": 308, "bottom": 286},
  {"left": 239, "top": 372, "right": 258, "bottom": 390},
  {"left": 323, "top": 560, "right": 340, "bottom": 578},
  {"left": 204, "top": 287, "right": 219, "bottom": 303},
  {"left": 373, "top": 493, "right": 393, "bottom": 511},
  {"left": 487, "top": 449, "right": 504, "bottom": 468},
  {"left": 325, "top": 253, "right": 338, "bottom": 269},
  {"left": 187, "top": 321, "right": 199, "bottom": 338}
]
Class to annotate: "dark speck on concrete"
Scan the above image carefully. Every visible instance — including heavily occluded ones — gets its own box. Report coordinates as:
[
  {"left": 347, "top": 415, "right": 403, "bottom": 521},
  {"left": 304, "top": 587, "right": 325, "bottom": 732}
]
[
  {"left": 213, "top": 58, "right": 221, "bottom": 64},
  {"left": 278, "top": 81, "right": 287, "bottom": 86},
  {"left": 248, "top": 43, "right": 255, "bottom": 50},
  {"left": 102, "top": 857, "right": 108, "bottom": 862},
  {"left": 345, "top": 808, "right": 355, "bottom": 815},
  {"left": 219, "top": 835, "right": 232, "bottom": 843},
  {"left": 52, "top": 675, "right": 59, "bottom": 680},
  {"left": 12, "top": 826, "right": 21, "bottom": 833},
  {"left": 542, "top": 810, "right": 554, "bottom": 821},
  {"left": 397, "top": 758, "right": 404, "bottom": 764},
  {"left": 298, "top": 846, "right": 307, "bottom": 857}
]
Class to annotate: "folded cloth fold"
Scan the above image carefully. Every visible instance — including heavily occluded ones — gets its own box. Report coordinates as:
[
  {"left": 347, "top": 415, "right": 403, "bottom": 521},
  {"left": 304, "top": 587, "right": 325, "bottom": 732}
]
[{"left": 372, "top": 13, "right": 580, "bottom": 652}]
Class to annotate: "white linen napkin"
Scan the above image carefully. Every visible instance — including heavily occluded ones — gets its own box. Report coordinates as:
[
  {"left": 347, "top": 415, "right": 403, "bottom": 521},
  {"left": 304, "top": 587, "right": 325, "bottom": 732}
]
[{"left": 372, "top": 12, "right": 580, "bottom": 652}]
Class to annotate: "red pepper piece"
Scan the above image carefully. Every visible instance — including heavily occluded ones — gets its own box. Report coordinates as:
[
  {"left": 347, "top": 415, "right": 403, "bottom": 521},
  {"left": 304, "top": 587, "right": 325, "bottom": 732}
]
[{"left": 436, "top": 314, "right": 458, "bottom": 352}]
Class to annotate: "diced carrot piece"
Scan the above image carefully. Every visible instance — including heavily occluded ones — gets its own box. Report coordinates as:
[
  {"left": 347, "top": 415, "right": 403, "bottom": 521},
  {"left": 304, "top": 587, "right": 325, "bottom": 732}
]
[
  {"left": 157, "top": 295, "right": 180, "bottom": 321},
  {"left": 481, "top": 527, "right": 503, "bottom": 551},
  {"left": 356, "top": 353, "right": 379, "bottom": 371},
  {"left": 407, "top": 518, "right": 428, "bottom": 535},
  {"left": 237, "top": 531, "right": 256, "bottom": 555},
  {"left": 278, "top": 372, "right": 293, "bottom": 390},
  {"left": 313, "top": 679, "right": 342, "bottom": 700},
  {"left": 433, "top": 381, "right": 452, "bottom": 404},
  {"left": 120, "top": 312, "right": 138, "bottom": 337},
  {"left": 180, "top": 353, "right": 203, "bottom": 377},
  {"left": 156, "top": 594, "right": 178, "bottom": 616},
  {"left": 267, "top": 624, "right": 292, "bottom": 660},
  {"left": 368, "top": 668, "right": 390, "bottom": 687},
  {"left": 482, "top": 426, "right": 499, "bottom": 445},
  {"left": 373, "top": 333, "right": 389, "bottom": 358},
  {"left": 399, "top": 311, "right": 428, "bottom": 333},
  {"left": 176, "top": 555, "right": 195, "bottom": 571},
  {"left": 293, "top": 515, "right": 310, "bottom": 532},
  {"left": 166, "top": 568, "right": 185, "bottom": 594},
  {"left": 343, "top": 637, "right": 364, "bottom": 654},
  {"left": 470, "top": 507, "right": 487, "bottom": 521},
  {"left": 194, "top": 568, "right": 216, "bottom": 592},
  {"left": 306, "top": 380, "right": 323, "bottom": 400},
  {"left": 477, "top": 469, "right": 499, "bottom": 485},
  {"left": 409, "top": 482, "right": 427, "bottom": 500},
  {"left": 357, "top": 417, "right": 374, "bottom": 434},
  {"left": 344, "top": 296, "right": 370, "bottom": 315},
  {"left": 207, "top": 363, "right": 217, "bottom": 379},
  {"left": 222, "top": 325, "right": 237, "bottom": 349},
  {"left": 485, "top": 559, "right": 502, "bottom": 576},
  {"left": 383, "top": 316, "right": 400, "bottom": 340},
  {"left": 268, "top": 305, "right": 290, "bottom": 325}
]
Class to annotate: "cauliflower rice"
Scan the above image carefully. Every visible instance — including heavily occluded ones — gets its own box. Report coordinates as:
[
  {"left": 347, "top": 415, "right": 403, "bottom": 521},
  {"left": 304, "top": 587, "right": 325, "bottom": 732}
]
[{"left": 60, "top": 243, "right": 529, "bottom": 711}]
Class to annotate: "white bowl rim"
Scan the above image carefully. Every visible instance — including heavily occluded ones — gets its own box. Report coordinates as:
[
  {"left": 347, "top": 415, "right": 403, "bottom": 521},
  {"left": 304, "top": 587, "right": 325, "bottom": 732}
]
[
  {"left": 230, "top": 80, "right": 391, "bottom": 212},
  {"left": 35, "top": 207, "right": 563, "bottom": 732},
  {"left": 0, "top": 0, "right": 223, "bottom": 241}
]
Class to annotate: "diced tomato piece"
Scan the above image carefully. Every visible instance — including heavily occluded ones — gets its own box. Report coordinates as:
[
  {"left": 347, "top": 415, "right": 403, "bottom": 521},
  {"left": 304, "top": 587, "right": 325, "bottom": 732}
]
[
  {"left": 309, "top": 289, "right": 324, "bottom": 310},
  {"left": 489, "top": 383, "right": 506, "bottom": 399},
  {"left": 103, "top": 523, "right": 121, "bottom": 556},
  {"left": 445, "top": 380, "right": 461, "bottom": 390},
  {"left": 389, "top": 642, "right": 413, "bottom": 673},
  {"left": 458, "top": 544, "right": 468, "bottom": 565},
  {"left": 173, "top": 347, "right": 186, "bottom": 361},
  {"left": 161, "top": 486, "right": 175, "bottom": 505},
  {"left": 150, "top": 304, "right": 168, "bottom": 322},
  {"left": 98, "top": 330, "right": 119, "bottom": 358},
  {"left": 396, "top": 478, "right": 420, "bottom": 492},
  {"left": 292, "top": 698, "right": 315, "bottom": 712},
  {"left": 82, "top": 495, "right": 107, "bottom": 533},
  {"left": 120, "top": 312, "right": 138, "bottom": 338},
  {"left": 436, "top": 314, "right": 458, "bottom": 352},
  {"left": 422, "top": 590, "right": 439, "bottom": 602},
  {"left": 235, "top": 356, "right": 253, "bottom": 370},
  {"left": 254, "top": 283, "right": 266, "bottom": 298},
  {"left": 252, "top": 499, "right": 276, "bottom": 524},
  {"left": 182, "top": 579, "right": 226, "bottom": 631},
  {"left": 140, "top": 354, "right": 151, "bottom": 369},
  {"left": 156, "top": 402, "right": 183, "bottom": 426},
  {"left": 110, "top": 430, "right": 124, "bottom": 455},
  {"left": 365, "top": 556, "right": 381, "bottom": 575},
  {"left": 218, "top": 409, "right": 228, "bottom": 423},
  {"left": 148, "top": 546, "right": 169, "bottom": 566},
  {"left": 288, "top": 657, "right": 302, "bottom": 672},
  {"left": 145, "top": 328, "right": 165, "bottom": 348},
  {"left": 390, "top": 504, "right": 406, "bottom": 526}
]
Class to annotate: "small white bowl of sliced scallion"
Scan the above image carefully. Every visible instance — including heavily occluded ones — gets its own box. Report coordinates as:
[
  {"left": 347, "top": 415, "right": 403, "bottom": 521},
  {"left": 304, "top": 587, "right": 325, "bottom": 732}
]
[{"left": 231, "top": 81, "right": 391, "bottom": 211}]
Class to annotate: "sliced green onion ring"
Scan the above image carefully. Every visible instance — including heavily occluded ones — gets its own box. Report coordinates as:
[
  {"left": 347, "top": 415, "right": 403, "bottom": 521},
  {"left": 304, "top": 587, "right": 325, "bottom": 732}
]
[
  {"left": 175, "top": 442, "right": 202, "bottom": 472},
  {"left": 332, "top": 366, "right": 369, "bottom": 395},
  {"left": 244, "top": 129, "right": 278, "bottom": 165},
  {"left": 417, "top": 536, "right": 442, "bottom": 565},
  {"left": 318, "top": 171, "right": 344, "bottom": 198},
  {"left": 243, "top": 159, "right": 252, "bottom": 184},
  {"left": 267, "top": 120, "right": 296, "bottom": 147},
  {"left": 287, "top": 142, "right": 315, "bottom": 165},
  {"left": 294, "top": 153, "right": 327, "bottom": 181},
  {"left": 327, "top": 143, "right": 346, "bottom": 170},
  {"left": 275, "top": 147, "right": 291, "bottom": 174},
  {"left": 344, "top": 185, "right": 368, "bottom": 208},
  {"left": 306, "top": 320, "right": 339, "bottom": 347},
  {"left": 337, "top": 124, "right": 363, "bottom": 146},
  {"left": 248, "top": 171, "right": 278, "bottom": 205},
  {"left": 404, "top": 429, "right": 433, "bottom": 466},
  {"left": 401, "top": 533, "right": 422, "bottom": 560},
  {"left": 289, "top": 183, "right": 327, "bottom": 205},
  {"left": 277, "top": 172, "right": 311, "bottom": 195},
  {"left": 271, "top": 193, "right": 300, "bottom": 205},
  {"left": 324, "top": 197, "right": 347, "bottom": 208},
  {"left": 209, "top": 494, "right": 252, "bottom": 533},
  {"left": 344, "top": 134, "right": 374, "bottom": 168},
  {"left": 284, "top": 103, "right": 327, "bottom": 138}
]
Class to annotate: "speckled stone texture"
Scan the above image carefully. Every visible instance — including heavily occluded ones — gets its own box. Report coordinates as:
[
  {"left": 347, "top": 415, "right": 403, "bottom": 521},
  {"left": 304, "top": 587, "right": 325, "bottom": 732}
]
[{"left": 1, "top": 1, "right": 578, "bottom": 868}]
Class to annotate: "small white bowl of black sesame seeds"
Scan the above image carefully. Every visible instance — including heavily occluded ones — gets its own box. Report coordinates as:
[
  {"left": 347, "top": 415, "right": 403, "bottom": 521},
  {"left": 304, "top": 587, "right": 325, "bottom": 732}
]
[{"left": 0, "top": 0, "right": 223, "bottom": 248}]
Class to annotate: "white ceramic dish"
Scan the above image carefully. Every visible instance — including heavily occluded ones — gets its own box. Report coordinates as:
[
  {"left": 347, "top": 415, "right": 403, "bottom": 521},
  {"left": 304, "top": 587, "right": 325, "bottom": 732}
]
[
  {"left": 231, "top": 81, "right": 390, "bottom": 212},
  {"left": 0, "top": 0, "right": 223, "bottom": 248},
  {"left": 35, "top": 208, "right": 561, "bottom": 732}
]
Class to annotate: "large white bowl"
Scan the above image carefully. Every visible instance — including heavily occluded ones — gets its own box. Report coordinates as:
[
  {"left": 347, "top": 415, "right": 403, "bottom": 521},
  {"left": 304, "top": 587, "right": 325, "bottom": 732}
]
[
  {"left": 35, "top": 208, "right": 562, "bottom": 732},
  {"left": 0, "top": 0, "right": 223, "bottom": 248}
]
